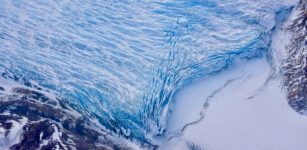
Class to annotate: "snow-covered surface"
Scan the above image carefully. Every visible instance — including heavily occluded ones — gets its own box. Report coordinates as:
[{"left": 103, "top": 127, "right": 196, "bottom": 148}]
[
  {"left": 161, "top": 58, "right": 307, "bottom": 150},
  {"left": 0, "top": 115, "right": 28, "bottom": 150},
  {"left": 271, "top": 0, "right": 301, "bottom": 71},
  {"left": 0, "top": 76, "right": 57, "bottom": 100},
  {"left": 0, "top": 0, "right": 304, "bottom": 149},
  {"left": 160, "top": 2, "right": 307, "bottom": 149},
  {"left": 0, "top": 76, "right": 83, "bottom": 120}
]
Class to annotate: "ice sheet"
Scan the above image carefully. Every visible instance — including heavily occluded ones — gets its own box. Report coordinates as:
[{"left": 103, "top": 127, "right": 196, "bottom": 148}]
[{"left": 161, "top": 58, "right": 307, "bottom": 150}]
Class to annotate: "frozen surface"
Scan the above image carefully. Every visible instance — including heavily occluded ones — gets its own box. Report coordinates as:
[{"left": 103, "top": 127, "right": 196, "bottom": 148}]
[
  {"left": 0, "top": 0, "right": 305, "bottom": 148},
  {"left": 0, "top": 0, "right": 297, "bottom": 140},
  {"left": 162, "top": 58, "right": 307, "bottom": 150},
  {"left": 0, "top": 115, "right": 27, "bottom": 150}
]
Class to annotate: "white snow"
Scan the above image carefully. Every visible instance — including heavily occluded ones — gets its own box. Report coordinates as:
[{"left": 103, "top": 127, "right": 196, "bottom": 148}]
[
  {"left": 0, "top": 76, "right": 57, "bottom": 100},
  {"left": 0, "top": 115, "right": 28, "bottom": 150},
  {"left": 160, "top": 58, "right": 307, "bottom": 150},
  {"left": 270, "top": 0, "right": 301, "bottom": 71},
  {"left": 160, "top": 3, "right": 307, "bottom": 149},
  {"left": 51, "top": 124, "right": 68, "bottom": 150}
]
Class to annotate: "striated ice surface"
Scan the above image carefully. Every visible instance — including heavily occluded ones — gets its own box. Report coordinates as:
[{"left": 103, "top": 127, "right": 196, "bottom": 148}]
[
  {"left": 0, "top": 0, "right": 305, "bottom": 148},
  {"left": 162, "top": 2, "right": 307, "bottom": 149}
]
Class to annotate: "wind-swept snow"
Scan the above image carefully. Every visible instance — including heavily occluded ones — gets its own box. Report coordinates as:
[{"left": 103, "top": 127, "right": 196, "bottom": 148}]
[{"left": 161, "top": 58, "right": 307, "bottom": 150}]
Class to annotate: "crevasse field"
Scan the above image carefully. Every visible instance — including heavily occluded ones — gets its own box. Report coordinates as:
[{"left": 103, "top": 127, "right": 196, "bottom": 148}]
[{"left": 0, "top": 0, "right": 306, "bottom": 150}]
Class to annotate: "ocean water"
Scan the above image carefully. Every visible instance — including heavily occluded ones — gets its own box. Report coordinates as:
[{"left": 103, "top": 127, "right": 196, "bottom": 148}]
[{"left": 0, "top": 0, "right": 298, "bottom": 146}]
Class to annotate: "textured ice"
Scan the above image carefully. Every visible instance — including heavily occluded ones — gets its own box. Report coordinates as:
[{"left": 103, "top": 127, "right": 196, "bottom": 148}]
[
  {"left": 161, "top": 2, "right": 307, "bottom": 149},
  {"left": 0, "top": 0, "right": 306, "bottom": 149}
]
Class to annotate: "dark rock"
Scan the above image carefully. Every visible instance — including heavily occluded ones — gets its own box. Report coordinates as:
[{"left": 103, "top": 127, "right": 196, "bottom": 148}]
[
  {"left": 284, "top": 0, "right": 307, "bottom": 113},
  {"left": 10, "top": 120, "right": 56, "bottom": 150},
  {"left": 12, "top": 87, "right": 50, "bottom": 103},
  {"left": 0, "top": 87, "right": 134, "bottom": 150}
]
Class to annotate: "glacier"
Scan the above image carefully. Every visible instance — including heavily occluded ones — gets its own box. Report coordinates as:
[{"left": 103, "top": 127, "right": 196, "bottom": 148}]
[{"left": 0, "top": 0, "right": 306, "bottom": 149}]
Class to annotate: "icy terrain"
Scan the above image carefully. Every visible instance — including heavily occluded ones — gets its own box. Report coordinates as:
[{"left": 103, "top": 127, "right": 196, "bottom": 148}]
[
  {"left": 161, "top": 1, "right": 307, "bottom": 149},
  {"left": 0, "top": 0, "right": 306, "bottom": 149},
  {"left": 162, "top": 58, "right": 307, "bottom": 150}
]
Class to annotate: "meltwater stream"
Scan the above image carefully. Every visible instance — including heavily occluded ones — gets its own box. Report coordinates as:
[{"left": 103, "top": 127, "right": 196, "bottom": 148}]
[{"left": 0, "top": 0, "right": 300, "bottom": 148}]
